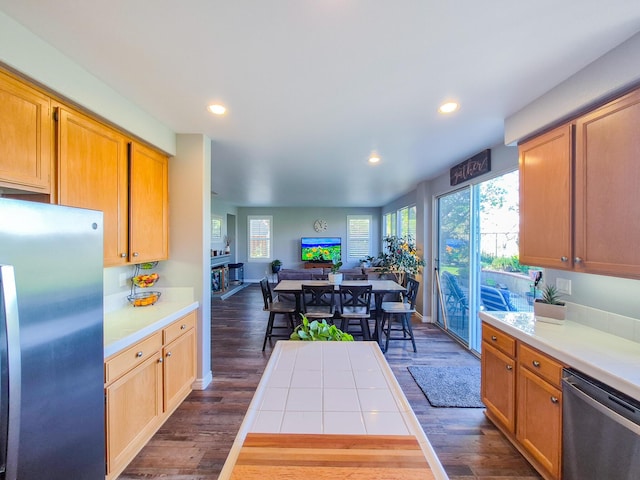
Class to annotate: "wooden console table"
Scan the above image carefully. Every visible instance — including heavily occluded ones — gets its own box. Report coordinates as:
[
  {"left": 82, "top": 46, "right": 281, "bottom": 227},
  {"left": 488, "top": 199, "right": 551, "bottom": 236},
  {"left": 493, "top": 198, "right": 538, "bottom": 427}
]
[{"left": 304, "top": 262, "right": 333, "bottom": 269}]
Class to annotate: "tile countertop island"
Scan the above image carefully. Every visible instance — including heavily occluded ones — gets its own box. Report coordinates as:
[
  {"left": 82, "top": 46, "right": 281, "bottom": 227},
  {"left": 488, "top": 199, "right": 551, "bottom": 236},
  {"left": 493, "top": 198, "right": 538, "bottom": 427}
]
[
  {"left": 104, "top": 287, "right": 199, "bottom": 358},
  {"left": 480, "top": 311, "right": 640, "bottom": 400},
  {"left": 219, "top": 341, "right": 448, "bottom": 480}
]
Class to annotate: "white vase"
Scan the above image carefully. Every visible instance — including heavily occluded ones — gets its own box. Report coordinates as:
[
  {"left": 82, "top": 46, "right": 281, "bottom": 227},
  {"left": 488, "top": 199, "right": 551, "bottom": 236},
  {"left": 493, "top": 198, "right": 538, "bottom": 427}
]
[
  {"left": 328, "top": 273, "right": 343, "bottom": 285},
  {"left": 533, "top": 300, "right": 566, "bottom": 324}
]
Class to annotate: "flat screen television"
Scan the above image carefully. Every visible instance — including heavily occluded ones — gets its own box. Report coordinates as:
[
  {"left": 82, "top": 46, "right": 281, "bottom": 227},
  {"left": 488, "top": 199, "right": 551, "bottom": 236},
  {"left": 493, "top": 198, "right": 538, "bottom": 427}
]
[{"left": 301, "top": 237, "right": 341, "bottom": 262}]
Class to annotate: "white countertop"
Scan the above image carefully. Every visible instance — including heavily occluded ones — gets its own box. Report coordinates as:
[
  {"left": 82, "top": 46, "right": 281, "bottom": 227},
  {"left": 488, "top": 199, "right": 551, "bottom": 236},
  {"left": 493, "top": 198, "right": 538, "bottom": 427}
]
[
  {"left": 104, "top": 287, "right": 199, "bottom": 358},
  {"left": 480, "top": 311, "right": 640, "bottom": 400},
  {"left": 218, "top": 340, "right": 448, "bottom": 480}
]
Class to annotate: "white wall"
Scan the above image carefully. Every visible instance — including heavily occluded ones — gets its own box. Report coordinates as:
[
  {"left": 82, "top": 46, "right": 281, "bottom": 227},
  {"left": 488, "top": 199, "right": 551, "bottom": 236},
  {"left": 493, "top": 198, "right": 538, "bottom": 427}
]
[
  {"left": 0, "top": 11, "right": 176, "bottom": 155},
  {"left": 236, "top": 207, "right": 382, "bottom": 281},
  {"left": 505, "top": 31, "right": 640, "bottom": 144}
]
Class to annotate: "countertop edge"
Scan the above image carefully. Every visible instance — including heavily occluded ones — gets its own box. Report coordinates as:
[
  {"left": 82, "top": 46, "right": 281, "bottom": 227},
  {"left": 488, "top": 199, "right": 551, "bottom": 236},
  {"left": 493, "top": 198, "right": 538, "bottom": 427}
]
[
  {"left": 479, "top": 311, "right": 640, "bottom": 400},
  {"left": 104, "top": 301, "right": 199, "bottom": 358}
]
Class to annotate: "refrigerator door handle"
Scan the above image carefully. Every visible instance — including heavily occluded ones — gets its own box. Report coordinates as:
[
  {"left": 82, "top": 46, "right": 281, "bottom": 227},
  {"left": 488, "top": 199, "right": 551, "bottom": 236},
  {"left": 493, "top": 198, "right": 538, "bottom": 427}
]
[{"left": 0, "top": 265, "right": 21, "bottom": 480}]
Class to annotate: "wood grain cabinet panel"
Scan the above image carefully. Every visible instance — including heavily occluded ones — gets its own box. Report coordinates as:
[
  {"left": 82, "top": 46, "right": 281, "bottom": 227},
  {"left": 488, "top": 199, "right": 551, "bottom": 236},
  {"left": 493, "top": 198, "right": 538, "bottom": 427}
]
[
  {"left": 129, "top": 141, "right": 169, "bottom": 263},
  {"left": 574, "top": 88, "right": 640, "bottom": 278},
  {"left": 481, "top": 341, "right": 516, "bottom": 433},
  {"left": 517, "top": 365, "right": 562, "bottom": 479},
  {"left": 518, "top": 123, "right": 573, "bottom": 270},
  {"left": 0, "top": 70, "right": 52, "bottom": 193},
  {"left": 105, "top": 351, "right": 163, "bottom": 479},
  {"left": 57, "top": 106, "right": 129, "bottom": 266},
  {"left": 104, "top": 311, "right": 197, "bottom": 479}
]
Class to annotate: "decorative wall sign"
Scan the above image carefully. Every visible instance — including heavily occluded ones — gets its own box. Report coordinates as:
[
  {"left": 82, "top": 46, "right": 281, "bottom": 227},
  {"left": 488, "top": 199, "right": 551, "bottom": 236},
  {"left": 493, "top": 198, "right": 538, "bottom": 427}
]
[{"left": 450, "top": 149, "right": 491, "bottom": 186}]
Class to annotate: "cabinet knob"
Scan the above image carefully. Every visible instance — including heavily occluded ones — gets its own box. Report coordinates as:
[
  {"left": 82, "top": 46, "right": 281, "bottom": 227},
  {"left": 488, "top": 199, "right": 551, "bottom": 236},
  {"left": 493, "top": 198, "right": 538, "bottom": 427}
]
[
  {"left": 491, "top": 335, "right": 498, "bottom": 341},
  {"left": 136, "top": 351, "right": 143, "bottom": 358},
  {"left": 133, "top": 252, "right": 139, "bottom": 257},
  {"left": 180, "top": 324, "right": 186, "bottom": 330},
  {"left": 158, "top": 357, "right": 163, "bottom": 363},
  {"left": 550, "top": 396, "right": 559, "bottom": 404},
  {"left": 166, "top": 351, "right": 172, "bottom": 357},
  {"left": 506, "top": 364, "right": 513, "bottom": 371},
  {"left": 120, "top": 253, "right": 127, "bottom": 258},
  {"left": 574, "top": 257, "right": 583, "bottom": 264},
  {"left": 560, "top": 256, "right": 568, "bottom": 262},
  {"left": 532, "top": 360, "right": 541, "bottom": 368}
]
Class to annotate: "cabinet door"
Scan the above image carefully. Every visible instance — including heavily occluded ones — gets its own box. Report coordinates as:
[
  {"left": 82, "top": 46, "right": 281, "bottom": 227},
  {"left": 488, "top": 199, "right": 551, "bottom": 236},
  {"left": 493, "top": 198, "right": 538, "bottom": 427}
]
[
  {"left": 57, "top": 107, "right": 129, "bottom": 266},
  {"left": 105, "top": 352, "right": 163, "bottom": 477},
  {"left": 0, "top": 70, "right": 51, "bottom": 193},
  {"left": 575, "top": 89, "right": 640, "bottom": 278},
  {"left": 519, "top": 124, "right": 573, "bottom": 270},
  {"left": 517, "top": 366, "right": 562, "bottom": 479},
  {"left": 163, "top": 327, "right": 196, "bottom": 415},
  {"left": 481, "top": 341, "right": 516, "bottom": 433},
  {"left": 129, "top": 142, "right": 169, "bottom": 263}
]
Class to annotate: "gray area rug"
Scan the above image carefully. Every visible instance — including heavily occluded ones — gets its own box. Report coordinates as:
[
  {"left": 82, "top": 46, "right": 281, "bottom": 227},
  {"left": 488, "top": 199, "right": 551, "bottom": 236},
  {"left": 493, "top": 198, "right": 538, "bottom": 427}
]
[{"left": 407, "top": 365, "right": 485, "bottom": 408}]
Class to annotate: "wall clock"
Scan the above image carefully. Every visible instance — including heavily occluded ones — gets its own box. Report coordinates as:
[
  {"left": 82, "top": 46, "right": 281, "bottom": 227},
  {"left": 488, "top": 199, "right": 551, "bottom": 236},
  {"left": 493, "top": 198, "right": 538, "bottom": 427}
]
[{"left": 314, "top": 219, "right": 328, "bottom": 232}]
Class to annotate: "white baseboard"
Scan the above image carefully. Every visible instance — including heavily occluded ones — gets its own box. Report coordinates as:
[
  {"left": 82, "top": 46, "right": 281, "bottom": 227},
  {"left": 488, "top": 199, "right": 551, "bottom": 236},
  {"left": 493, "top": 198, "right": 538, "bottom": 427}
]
[{"left": 192, "top": 370, "right": 213, "bottom": 390}]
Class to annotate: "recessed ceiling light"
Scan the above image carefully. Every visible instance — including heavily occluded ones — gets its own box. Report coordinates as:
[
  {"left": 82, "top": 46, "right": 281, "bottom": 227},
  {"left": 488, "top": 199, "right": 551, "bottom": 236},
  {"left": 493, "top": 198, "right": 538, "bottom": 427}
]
[
  {"left": 368, "top": 153, "right": 381, "bottom": 164},
  {"left": 207, "top": 104, "right": 227, "bottom": 115},
  {"left": 438, "top": 101, "right": 459, "bottom": 114}
]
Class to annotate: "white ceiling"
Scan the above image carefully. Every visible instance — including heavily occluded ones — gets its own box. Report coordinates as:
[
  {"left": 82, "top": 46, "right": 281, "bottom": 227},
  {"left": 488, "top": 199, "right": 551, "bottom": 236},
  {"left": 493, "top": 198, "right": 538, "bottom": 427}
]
[{"left": 2, "top": 1, "right": 640, "bottom": 207}]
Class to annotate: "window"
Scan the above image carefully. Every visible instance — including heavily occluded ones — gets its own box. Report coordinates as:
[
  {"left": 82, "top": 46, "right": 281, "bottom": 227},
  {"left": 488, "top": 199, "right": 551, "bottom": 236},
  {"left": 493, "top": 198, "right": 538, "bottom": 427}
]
[
  {"left": 347, "top": 215, "right": 372, "bottom": 261},
  {"left": 211, "top": 215, "right": 222, "bottom": 241},
  {"left": 398, "top": 205, "right": 416, "bottom": 239},
  {"left": 248, "top": 216, "right": 272, "bottom": 260},
  {"left": 383, "top": 212, "right": 396, "bottom": 238}
]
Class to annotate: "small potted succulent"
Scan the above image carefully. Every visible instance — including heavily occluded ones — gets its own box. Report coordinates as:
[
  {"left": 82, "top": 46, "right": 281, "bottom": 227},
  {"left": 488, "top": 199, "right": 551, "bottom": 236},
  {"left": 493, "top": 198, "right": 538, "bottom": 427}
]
[{"left": 533, "top": 283, "right": 566, "bottom": 324}]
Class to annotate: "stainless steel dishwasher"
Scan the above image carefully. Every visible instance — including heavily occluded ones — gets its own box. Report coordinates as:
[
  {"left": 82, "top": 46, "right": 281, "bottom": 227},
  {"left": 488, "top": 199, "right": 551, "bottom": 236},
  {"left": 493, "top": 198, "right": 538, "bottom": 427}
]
[{"left": 562, "top": 368, "right": 640, "bottom": 479}]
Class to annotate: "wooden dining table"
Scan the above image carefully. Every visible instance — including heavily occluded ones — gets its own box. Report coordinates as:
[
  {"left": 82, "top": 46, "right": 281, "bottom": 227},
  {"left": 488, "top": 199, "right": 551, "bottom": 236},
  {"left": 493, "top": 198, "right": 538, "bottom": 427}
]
[{"left": 273, "top": 279, "right": 406, "bottom": 344}]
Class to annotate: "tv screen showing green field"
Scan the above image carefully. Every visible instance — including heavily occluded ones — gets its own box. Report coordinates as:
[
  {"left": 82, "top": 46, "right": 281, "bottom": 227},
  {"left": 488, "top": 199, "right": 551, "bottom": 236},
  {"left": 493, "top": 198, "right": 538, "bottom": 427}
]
[{"left": 301, "top": 237, "right": 341, "bottom": 261}]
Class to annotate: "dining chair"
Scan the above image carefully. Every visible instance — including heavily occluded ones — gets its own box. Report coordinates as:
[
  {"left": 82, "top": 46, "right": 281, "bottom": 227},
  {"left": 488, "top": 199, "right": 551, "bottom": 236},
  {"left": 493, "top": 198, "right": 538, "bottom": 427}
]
[
  {"left": 259, "top": 278, "right": 296, "bottom": 351},
  {"left": 337, "top": 284, "right": 373, "bottom": 340},
  {"left": 380, "top": 278, "right": 419, "bottom": 352},
  {"left": 301, "top": 284, "right": 336, "bottom": 322}
]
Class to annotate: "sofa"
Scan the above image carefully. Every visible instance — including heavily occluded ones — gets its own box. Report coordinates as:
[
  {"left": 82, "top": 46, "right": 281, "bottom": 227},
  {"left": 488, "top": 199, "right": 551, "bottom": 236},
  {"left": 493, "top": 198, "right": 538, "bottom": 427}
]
[{"left": 276, "top": 267, "right": 367, "bottom": 282}]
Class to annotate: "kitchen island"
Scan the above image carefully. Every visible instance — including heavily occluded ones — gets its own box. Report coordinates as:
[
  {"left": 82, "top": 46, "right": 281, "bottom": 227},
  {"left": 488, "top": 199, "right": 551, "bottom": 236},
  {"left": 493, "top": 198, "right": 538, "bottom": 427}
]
[{"left": 219, "top": 341, "right": 447, "bottom": 480}]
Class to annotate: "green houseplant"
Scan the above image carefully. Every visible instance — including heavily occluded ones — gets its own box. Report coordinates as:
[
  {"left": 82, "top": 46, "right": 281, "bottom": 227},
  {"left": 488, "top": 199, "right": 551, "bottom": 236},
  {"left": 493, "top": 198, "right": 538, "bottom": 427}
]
[
  {"left": 290, "top": 315, "right": 353, "bottom": 341},
  {"left": 377, "top": 235, "right": 425, "bottom": 285},
  {"left": 533, "top": 283, "right": 566, "bottom": 324},
  {"left": 328, "top": 255, "right": 343, "bottom": 284},
  {"left": 271, "top": 259, "right": 282, "bottom": 274}
]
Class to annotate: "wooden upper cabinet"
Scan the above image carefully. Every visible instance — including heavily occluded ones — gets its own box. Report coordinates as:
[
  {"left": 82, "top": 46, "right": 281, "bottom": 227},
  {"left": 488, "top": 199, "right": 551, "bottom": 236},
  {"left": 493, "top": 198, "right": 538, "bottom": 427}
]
[
  {"left": 0, "top": 70, "right": 52, "bottom": 193},
  {"left": 574, "top": 89, "right": 640, "bottom": 278},
  {"left": 57, "top": 106, "right": 129, "bottom": 266},
  {"left": 519, "top": 124, "right": 573, "bottom": 270},
  {"left": 129, "top": 142, "right": 169, "bottom": 263}
]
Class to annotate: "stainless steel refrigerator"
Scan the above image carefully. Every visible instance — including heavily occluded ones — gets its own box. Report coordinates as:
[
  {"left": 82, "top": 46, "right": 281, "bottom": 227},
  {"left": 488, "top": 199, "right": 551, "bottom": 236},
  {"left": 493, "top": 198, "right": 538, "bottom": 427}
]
[{"left": 0, "top": 198, "right": 105, "bottom": 479}]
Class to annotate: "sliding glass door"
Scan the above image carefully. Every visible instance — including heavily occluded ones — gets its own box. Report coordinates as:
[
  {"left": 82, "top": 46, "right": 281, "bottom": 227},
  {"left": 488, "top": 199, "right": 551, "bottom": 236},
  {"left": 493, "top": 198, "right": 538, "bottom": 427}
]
[
  {"left": 435, "top": 187, "right": 473, "bottom": 346},
  {"left": 435, "top": 170, "right": 528, "bottom": 354}
]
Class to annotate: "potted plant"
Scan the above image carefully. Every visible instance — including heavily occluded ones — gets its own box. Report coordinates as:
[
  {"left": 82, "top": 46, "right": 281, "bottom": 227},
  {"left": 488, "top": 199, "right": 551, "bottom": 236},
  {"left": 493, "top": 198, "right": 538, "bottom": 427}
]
[
  {"left": 271, "top": 259, "right": 282, "bottom": 274},
  {"left": 533, "top": 283, "right": 566, "bottom": 324},
  {"left": 327, "top": 257, "right": 343, "bottom": 284},
  {"left": 290, "top": 315, "right": 353, "bottom": 341},
  {"left": 377, "top": 235, "right": 425, "bottom": 285},
  {"left": 359, "top": 255, "right": 376, "bottom": 268}
]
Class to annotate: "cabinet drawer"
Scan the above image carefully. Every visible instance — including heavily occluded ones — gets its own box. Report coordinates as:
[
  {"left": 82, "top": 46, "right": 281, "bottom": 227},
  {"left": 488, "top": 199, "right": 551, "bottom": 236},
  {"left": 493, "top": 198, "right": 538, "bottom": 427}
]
[
  {"left": 482, "top": 322, "right": 516, "bottom": 358},
  {"left": 518, "top": 343, "right": 564, "bottom": 388},
  {"left": 164, "top": 311, "right": 197, "bottom": 345},
  {"left": 105, "top": 332, "right": 162, "bottom": 384}
]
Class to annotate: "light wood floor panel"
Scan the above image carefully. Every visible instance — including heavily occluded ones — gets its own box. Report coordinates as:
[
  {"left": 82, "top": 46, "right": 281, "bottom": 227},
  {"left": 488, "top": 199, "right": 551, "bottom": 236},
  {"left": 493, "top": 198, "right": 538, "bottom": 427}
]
[{"left": 119, "top": 284, "right": 541, "bottom": 480}]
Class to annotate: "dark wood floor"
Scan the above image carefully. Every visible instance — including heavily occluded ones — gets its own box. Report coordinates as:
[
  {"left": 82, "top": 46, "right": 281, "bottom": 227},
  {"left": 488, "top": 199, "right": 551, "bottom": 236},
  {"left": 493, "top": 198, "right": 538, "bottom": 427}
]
[{"left": 119, "top": 284, "right": 541, "bottom": 480}]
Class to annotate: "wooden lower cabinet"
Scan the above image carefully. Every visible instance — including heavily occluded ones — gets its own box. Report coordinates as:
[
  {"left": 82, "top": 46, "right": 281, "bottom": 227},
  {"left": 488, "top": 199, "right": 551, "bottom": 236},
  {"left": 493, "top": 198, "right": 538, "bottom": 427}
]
[
  {"left": 481, "top": 341, "right": 516, "bottom": 433},
  {"left": 105, "top": 310, "right": 197, "bottom": 479},
  {"left": 517, "top": 366, "right": 562, "bottom": 479},
  {"left": 481, "top": 322, "right": 565, "bottom": 480}
]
